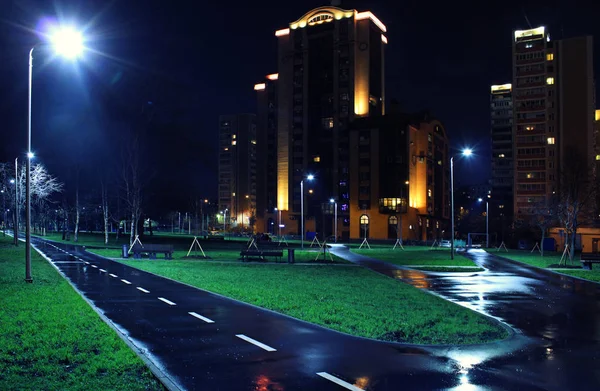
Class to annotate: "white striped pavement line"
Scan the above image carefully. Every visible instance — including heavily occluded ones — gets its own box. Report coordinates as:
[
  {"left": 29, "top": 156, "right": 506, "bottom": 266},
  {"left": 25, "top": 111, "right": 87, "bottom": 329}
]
[
  {"left": 235, "top": 334, "right": 276, "bottom": 352},
  {"left": 109, "top": 273, "right": 118, "bottom": 278},
  {"left": 136, "top": 287, "right": 150, "bottom": 293},
  {"left": 188, "top": 312, "right": 215, "bottom": 323},
  {"left": 99, "top": 269, "right": 106, "bottom": 273},
  {"left": 91, "top": 265, "right": 98, "bottom": 268},
  {"left": 158, "top": 297, "right": 176, "bottom": 306},
  {"left": 85, "top": 262, "right": 90, "bottom": 265},
  {"left": 121, "top": 279, "right": 132, "bottom": 285},
  {"left": 316, "top": 373, "right": 364, "bottom": 391}
]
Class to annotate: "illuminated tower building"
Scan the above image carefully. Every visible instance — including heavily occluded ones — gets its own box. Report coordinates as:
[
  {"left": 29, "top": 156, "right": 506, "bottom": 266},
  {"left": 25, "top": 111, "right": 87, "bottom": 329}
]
[
  {"left": 217, "top": 114, "right": 257, "bottom": 229},
  {"left": 512, "top": 27, "right": 594, "bottom": 220},
  {"left": 274, "top": 6, "right": 387, "bottom": 238},
  {"left": 490, "top": 84, "right": 513, "bottom": 224}
]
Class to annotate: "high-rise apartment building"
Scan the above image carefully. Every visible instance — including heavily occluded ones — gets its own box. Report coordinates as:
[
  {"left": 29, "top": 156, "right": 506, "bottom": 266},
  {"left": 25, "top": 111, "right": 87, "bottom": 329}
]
[
  {"left": 490, "top": 84, "right": 513, "bottom": 219},
  {"left": 254, "top": 75, "right": 279, "bottom": 227},
  {"left": 217, "top": 114, "right": 257, "bottom": 229},
  {"left": 512, "top": 27, "right": 594, "bottom": 220},
  {"left": 273, "top": 5, "right": 387, "bottom": 237}
]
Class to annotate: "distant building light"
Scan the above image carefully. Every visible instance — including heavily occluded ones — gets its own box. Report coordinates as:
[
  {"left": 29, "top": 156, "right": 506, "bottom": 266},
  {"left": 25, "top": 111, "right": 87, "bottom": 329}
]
[
  {"left": 547, "top": 53, "right": 554, "bottom": 61},
  {"left": 254, "top": 83, "right": 266, "bottom": 91},
  {"left": 313, "top": 156, "right": 321, "bottom": 162},
  {"left": 381, "top": 34, "right": 388, "bottom": 44},
  {"left": 275, "top": 28, "right": 290, "bottom": 37},
  {"left": 547, "top": 137, "right": 555, "bottom": 145},
  {"left": 595, "top": 155, "right": 600, "bottom": 161},
  {"left": 251, "top": 140, "right": 257, "bottom": 145},
  {"left": 266, "top": 73, "right": 279, "bottom": 80},
  {"left": 546, "top": 77, "right": 555, "bottom": 85},
  {"left": 231, "top": 140, "right": 237, "bottom": 146},
  {"left": 499, "top": 154, "right": 505, "bottom": 158},
  {"left": 355, "top": 11, "right": 387, "bottom": 33}
]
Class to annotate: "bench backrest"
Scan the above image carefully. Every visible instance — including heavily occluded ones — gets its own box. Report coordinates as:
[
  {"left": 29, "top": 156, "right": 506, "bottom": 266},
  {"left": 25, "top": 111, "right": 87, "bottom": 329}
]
[{"left": 132, "top": 244, "right": 173, "bottom": 252}]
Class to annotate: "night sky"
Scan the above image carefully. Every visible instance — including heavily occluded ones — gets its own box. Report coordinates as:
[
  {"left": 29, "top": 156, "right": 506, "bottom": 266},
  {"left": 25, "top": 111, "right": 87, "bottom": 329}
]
[{"left": 1, "top": 0, "right": 599, "bottom": 212}]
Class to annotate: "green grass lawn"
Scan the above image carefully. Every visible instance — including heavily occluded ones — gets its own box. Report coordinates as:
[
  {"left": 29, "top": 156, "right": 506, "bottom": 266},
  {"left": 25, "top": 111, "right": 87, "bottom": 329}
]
[
  {"left": 114, "top": 258, "right": 507, "bottom": 345},
  {"left": 351, "top": 246, "right": 479, "bottom": 267},
  {"left": 488, "top": 249, "right": 600, "bottom": 283},
  {"left": 87, "top": 247, "right": 346, "bottom": 264},
  {"left": 0, "top": 236, "right": 163, "bottom": 391}
]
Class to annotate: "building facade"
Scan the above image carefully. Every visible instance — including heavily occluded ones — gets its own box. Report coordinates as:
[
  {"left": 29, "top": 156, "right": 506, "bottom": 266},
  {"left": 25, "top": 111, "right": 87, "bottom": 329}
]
[
  {"left": 273, "top": 6, "right": 387, "bottom": 238},
  {"left": 217, "top": 114, "right": 257, "bottom": 230},
  {"left": 349, "top": 111, "right": 450, "bottom": 241},
  {"left": 490, "top": 84, "right": 513, "bottom": 220},
  {"left": 512, "top": 27, "right": 595, "bottom": 220}
]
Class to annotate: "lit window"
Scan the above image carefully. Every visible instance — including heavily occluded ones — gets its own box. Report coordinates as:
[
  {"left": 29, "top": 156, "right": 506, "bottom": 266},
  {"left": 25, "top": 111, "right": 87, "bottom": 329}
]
[
  {"left": 596, "top": 155, "right": 600, "bottom": 161},
  {"left": 251, "top": 140, "right": 257, "bottom": 145},
  {"left": 224, "top": 147, "right": 229, "bottom": 151},
  {"left": 547, "top": 137, "right": 555, "bottom": 145},
  {"left": 231, "top": 140, "right": 237, "bottom": 146},
  {"left": 525, "top": 126, "right": 534, "bottom": 131},
  {"left": 428, "top": 189, "right": 432, "bottom": 197},
  {"left": 360, "top": 214, "right": 369, "bottom": 225},
  {"left": 526, "top": 173, "right": 533, "bottom": 179},
  {"left": 308, "top": 189, "right": 313, "bottom": 194},
  {"left": 313, "top": 156, "right": 321, "bottom": 162},
  {"left": 499, "top": 154, "right": 505, "bottom": 158},
  {"left": 322, "top": 117, "right": 334, "bottom": 129},
  {"left": 525, "top": 44, "right": 533, "bottom": 49},
  {"left": 547, "top": 53, "right": 554, "bottom": 61},
  {"left": 232, "top": 134, "right": 236, "bottom": 139},
  {"left": 546, "top": 77, "right": 555, "bottom": 85},
  {"left": 499, "top": 205, "right": 505, "bottom": 209}
]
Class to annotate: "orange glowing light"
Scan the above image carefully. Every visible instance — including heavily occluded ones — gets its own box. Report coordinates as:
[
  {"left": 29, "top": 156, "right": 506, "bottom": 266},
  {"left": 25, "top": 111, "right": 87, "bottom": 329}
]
[
  {"left": 254, "top": 83, "right": 266, "bottom": 91},
  {"left": 266, "top": 73, "right": 279, "bottom": 80},
  {"left": 355, "top": 11, "right": 387, "bottom": 32},
  {"left": 275, "top": 28, "right": 290, "bottom": 37},
  {"left": 381, "top": 34, "right": 388, "bottom": 44}
]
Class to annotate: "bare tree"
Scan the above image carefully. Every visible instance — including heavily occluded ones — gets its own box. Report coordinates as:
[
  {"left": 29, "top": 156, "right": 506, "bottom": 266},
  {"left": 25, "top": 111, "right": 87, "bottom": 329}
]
[
  {"left": 100, "top": 177, "right": 110, "bottom": 245},
  {"left": 556, "top": 148, "right": 595, "bottom": 262},
  {"left": 529, "top": 200, "right": 556, "bottom": 257},
  {"left": 121, "top": 131, "right": 143, "bottom": 246}
]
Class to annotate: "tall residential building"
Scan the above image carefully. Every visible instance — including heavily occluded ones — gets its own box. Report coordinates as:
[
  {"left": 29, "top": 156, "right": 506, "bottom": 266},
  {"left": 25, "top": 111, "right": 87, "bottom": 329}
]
[
  {"left": 254, "top": 75, "right": 279, "bottom": 230},
  {"left": 490, "top": 84, "right": 513, "bottom": 220},
  {"left": 512, "top": 27, "right": 594, "bottom": 220},
  {"left": 274, "top": 5, "right": 387, "bottom": 237},
  {"left": 217, "top": 114, "right": 257, "bottom": 229},
  {"left": 349, "top": 109, "right": 449, "bottom": 241}
]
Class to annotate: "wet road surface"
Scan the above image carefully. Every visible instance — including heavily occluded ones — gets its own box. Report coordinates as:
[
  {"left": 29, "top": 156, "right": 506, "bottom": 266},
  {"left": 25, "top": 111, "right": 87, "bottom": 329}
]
[
  {"left": 27, "top": 237, "right": 600, "bottom": 390},
  {"left": 330, "top": 246, "right": 600, "bottom": 391}
]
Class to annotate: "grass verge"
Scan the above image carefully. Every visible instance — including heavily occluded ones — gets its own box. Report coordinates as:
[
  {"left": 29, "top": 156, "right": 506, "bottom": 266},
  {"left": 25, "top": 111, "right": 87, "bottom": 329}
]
[
  {"left": 0, "top": 236, "right": 164, "bottom": 391},
  {"left": 351, "top": 246, "right": 478, "bottom": 267},
  {"left": 114, "top": 258, "right": 508, "bottom": 345},
  {"left": 487, "top": 249, "right": 600, "bottom": 283}
]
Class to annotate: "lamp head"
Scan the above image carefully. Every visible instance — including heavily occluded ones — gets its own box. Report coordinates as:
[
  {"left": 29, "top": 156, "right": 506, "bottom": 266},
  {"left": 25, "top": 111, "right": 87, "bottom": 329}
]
[
  {"left": 10, "top": 179, "right": 15, "bottom": 184},
  {"left": 27, "top": 152, "right": 34, "bottom": 159},
  {"left": 330, "top": 198, "right": 335, "bottom": 203},
  {"left": 307, "top": 174, "right": 314, "bottom": 181},
  {"left": 462, "top": 148, "right": 473, "bottom": 157},
  {"left": 478, "top": 198, "right": 483, "bottom": 202},
  {"left": 50, "top": 27, "right": 83, "bottom": 59}
]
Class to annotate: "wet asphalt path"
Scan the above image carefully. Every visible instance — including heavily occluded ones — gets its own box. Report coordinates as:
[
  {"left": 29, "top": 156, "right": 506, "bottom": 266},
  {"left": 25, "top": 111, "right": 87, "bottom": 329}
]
[
  {"left": 26, "top": 236, "right": 599, "bottom": 390},
  {"left": 330, "top": 246, "right": 600, "bottom": 391}
]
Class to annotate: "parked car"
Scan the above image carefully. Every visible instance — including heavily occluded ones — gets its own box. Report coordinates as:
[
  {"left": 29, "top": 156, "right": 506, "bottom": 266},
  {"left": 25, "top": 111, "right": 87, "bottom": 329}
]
[{"left": 440, "top": 240, "right": 451, "bottom": 248}]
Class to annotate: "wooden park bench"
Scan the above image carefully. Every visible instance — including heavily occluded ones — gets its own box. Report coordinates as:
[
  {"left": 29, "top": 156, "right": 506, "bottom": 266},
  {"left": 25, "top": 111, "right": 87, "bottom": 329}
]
[
  {"left": 131, "top": 244, "right": 174, "bottom": 260},
  {"left": 239, "top": 249, "right": 283, "bottom": 262},
  {"left": 580, "top": 252, "right": 600, "bottom": 270}
]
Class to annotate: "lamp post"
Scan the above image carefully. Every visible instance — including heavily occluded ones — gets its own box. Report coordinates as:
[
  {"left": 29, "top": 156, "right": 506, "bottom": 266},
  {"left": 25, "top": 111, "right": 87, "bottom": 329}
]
[
  {"left": 300, "top": 174, "right": 314, "bottom": 249},
  {"left": 329, "top": 198, "right": 337, "bottom": 243},
  {"left": 450, "top": 148, "right": 473, "bottom": 260},
  {"left": 25, "top": 26, "right": 84, "bottom": 283},
  {"left": 478, "top": 197, "right": 489, "bottom": 248},
  {"left": 222, "top": 209, "right": 228, "bottom": 234}
]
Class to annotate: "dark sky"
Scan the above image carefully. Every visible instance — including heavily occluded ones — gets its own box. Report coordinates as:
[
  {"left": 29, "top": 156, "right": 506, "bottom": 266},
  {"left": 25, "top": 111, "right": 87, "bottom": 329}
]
[{"left": 1, "top": 0, "right": 599, "bottom": 209}]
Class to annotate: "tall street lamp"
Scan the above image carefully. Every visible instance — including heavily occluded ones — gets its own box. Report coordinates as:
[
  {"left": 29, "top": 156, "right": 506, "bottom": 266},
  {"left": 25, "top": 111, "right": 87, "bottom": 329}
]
[
  {"left": 222, "top": 209, "right": 228, "bottom": 233},
  {"left": 25, "top": 26, "right": 84, "bottom": 283},
  {"left": 478, "top": 197, "right": 489, "bottom": 248},
  {"left": 450, "top": 148, "right": 473, "bottom": 260},
  {"left": 10, "top": 176, "right": 17, "bottom": 247},
  {"left": 300, "top": 174, "right": 314, "bottom": 249},
  {"left": 329, "top": 198, "right": 337, "bottom": 243}
]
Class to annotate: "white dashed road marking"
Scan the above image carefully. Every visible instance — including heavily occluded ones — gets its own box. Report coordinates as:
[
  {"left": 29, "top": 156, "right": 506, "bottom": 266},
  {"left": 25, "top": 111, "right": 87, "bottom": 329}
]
[
  {"left": 91, "top": 265, "right": 98, "bottom": 268},
  {"left": 85, "top": 262, "right": 90, "bottom": 265},
  {"left": 137, "top": 287, "right": 150, "bottom": 293},
  {"left": 158, "top": 297, "right": 176, "bottom": 306},
  {"left": 316, "top": 373, "right": 364, "bottom": 391},
  {"left": 235, "top": 334, "right": 276, "bottom": 352},
  {"left": 109, "top": 273, "right": 118, "bottom": 278},
  {"left": 99, "top": 269, "right": 106, "bottom": 273},
  {"left": 188, "top": 312, "right": 215, "bottom": 323},
  {"left": 121, "top": 279, "right": 132, "bottom": 284}
]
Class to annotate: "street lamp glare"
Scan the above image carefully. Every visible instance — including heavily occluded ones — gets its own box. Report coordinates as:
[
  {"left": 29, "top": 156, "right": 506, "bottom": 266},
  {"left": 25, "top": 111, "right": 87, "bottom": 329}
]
[
  {"left": 27, "top": 152, "right": 34, "bottom": 159},
  {"left": 10, "top": 179, "right": 15, "bottom": 184},
  {"left": 462, "top": 148, "right": 473, "bottom": 157},
  {"left": 51, "top": 27, "right": 84, "bottom": 59},
  {"left": 330, "top": 198, "right": 335, "bottom": 203},
  {"left": 307, "top": 174, "right": 314, "bottom": 181},
  {"left": 478, "top": 198, "right": 483, "bottom": 202}
]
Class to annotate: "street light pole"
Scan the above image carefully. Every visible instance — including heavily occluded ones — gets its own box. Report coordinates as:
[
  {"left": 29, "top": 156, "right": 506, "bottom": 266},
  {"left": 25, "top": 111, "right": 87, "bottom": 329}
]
[
  {"left": 25, "top": 47, "right": 34, "bottom": 283},
  {"left": 450, "top": 156, "right": 455, "bottom": 260},
  {"left": 300, "top": 180, "right": 304, "bottom": 249},
  {"left": 486, "top": 200, "right": 489, "bottom": 248},
  {"left": 330, "top": 198, "right": 337, "bottom": 243}
]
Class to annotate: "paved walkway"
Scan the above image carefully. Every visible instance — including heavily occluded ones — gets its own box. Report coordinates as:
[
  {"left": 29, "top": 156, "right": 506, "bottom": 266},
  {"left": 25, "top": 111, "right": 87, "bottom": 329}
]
[
  {"left": 23, "top": 236, "right": 600, "bottom": 390},
  {"left": 330, "top": 245, "right": 600, "bottom": 390}
]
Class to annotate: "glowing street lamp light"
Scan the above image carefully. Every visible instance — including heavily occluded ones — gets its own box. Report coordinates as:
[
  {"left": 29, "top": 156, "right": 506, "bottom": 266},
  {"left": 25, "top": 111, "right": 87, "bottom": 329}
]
[
  {"left": 450, "top": 148, "right": 474, "bottom": 259},
  {"left": 300, "top": 174, "right": 315, "bottom": 249},
  {"left": 25, "top": 25, "right": 85, "bottom": 283}
]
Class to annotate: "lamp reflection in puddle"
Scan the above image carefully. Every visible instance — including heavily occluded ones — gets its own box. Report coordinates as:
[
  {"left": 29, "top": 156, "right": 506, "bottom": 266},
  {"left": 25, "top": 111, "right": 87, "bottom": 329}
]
[
  {"left": 354, "top": 376, "right": 370, "bottom": 389},
  {"left": 254, "top": 374, "right": 284, "bottom": 391}
]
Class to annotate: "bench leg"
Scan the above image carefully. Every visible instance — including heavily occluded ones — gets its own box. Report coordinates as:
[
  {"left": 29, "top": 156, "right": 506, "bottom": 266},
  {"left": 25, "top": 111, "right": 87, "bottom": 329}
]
[
  {"left": 134, "top": 253, "right": 140, "bottom": 259},
  {"left": 583, "top": 262, "right": 592, "bottom": 270}
]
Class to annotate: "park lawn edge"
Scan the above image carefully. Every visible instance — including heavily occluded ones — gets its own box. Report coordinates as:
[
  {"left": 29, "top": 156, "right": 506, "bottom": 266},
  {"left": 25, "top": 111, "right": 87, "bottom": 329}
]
[
  {"left": 28, "top": 243, "right": 177, "bottom": 391},
  {"left": 485, "top": 250, "right": 600, "bottom": 285},
  {"left": 111, "top": 257, "right": 512, "bottom": 347}
]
